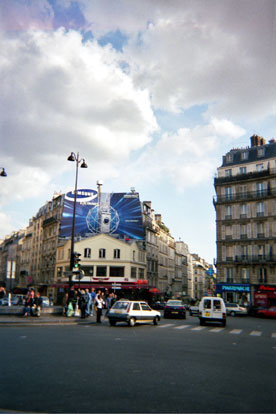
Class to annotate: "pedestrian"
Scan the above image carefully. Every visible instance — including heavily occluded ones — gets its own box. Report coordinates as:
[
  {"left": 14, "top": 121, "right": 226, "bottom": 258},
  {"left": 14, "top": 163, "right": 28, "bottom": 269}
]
[
  {"left": 23, "top": 291, "right": 34, "bottom": 317},
  {"left": 0, "top": 286, "right": 6, "bottom": 299},
  {"left": 32, "top": 292, "right": 43, "bottom": 317},
  {"left": 95, "top": 290, "right": 105, "bottom": 323},
  {"left": 78, "top": 289, "right": 88, "bottom": 319},
  {"left": 85, "top": 288, "right": 91, "bottom": 317},
  {"left": 105, "top": 292, "right": 114, "bottom": 316},
  {"left": 90, "top": 288, "right": 96, "bottom": 316},
  {"left": 67, "top": 287, "right": 78, "bottom": 316}
]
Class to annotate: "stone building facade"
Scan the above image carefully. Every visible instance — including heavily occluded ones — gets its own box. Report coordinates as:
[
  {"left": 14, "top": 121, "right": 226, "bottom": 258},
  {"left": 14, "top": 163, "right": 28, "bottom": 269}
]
[{"left": 214, "top": 134, "right": 276, "bottom": 305}]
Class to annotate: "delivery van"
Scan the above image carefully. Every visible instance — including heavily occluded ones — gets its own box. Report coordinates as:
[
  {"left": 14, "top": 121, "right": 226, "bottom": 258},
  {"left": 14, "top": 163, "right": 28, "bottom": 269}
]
[{"left": 198, "top": 297, "right": 226, "bottom": 326}]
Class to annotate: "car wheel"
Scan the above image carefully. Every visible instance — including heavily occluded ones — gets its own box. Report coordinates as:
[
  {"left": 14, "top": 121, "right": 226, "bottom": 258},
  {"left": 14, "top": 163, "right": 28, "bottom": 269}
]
[
  {"left": 109, "top": 320, "right": 116, "bottom": 326},
  {"left": 128, "top": 317, "right": 136, "bottom": 327},
  {"left": 230, "top": 311, "right": 236, "bottom": 317},
  {"left": 200, "top": 318, "right": 205, "bottom": 326},
  {"left": 153, "top": 317, "right": 159, "bottom": 325}
]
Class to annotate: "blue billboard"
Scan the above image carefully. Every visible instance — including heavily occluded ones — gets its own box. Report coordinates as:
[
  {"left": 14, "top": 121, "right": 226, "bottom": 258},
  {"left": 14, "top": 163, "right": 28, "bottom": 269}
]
[{"left": 59, "top": 189, "right": 145, "bottom": 240}]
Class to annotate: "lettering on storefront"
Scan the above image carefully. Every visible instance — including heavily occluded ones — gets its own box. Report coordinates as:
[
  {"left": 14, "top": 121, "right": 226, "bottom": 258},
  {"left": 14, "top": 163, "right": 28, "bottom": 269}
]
[
  {"left": 221, "top": 285, "right": 250, "bottom": 292},
  {"left": 258, "top": 285, "right": 276, "bottom": 292}
]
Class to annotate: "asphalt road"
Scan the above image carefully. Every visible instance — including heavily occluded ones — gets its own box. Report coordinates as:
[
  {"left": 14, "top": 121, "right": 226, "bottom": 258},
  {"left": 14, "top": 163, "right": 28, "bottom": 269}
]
[{"left": 0, "top": 315, "right": 276, "bottom": 413}]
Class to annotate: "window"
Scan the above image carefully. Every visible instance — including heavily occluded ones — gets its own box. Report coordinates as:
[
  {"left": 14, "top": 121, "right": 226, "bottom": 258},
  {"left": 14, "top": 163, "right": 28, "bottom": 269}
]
[
  {"left": 241, "top": 151, "right": 248, "bottom": 160},
  {"left": 225, "top": 187, "right": 232, "bottom": 201},
  {"left": 258, "top": 268, "right": 267, "bottom": 283},
  {"left": 84, "top": 248, "right": 91, "bottom": 258},
  {"left": 109, "top": 266, "right": 124, "bottom": 277},
  {"left": 242, "top": 268, "right": 249, "bottom": 282},
  {"left": 225, "top": 226, "right": 232, "bottom": 239},
  {"left": 226, "top": 153, "right": 233, "bottom": 163},
  {"left": 256, "top": 182, "right": 264, "bottom": 196},
  {"left": 225, "top": 268, "right": 233, "bottom": 283},
  {"left": 141, "top": 303, "right": 151, "bottom": 311},
  {"left": 258, "top": 245, "right": 265, "bottom": 258},
  {"left": 96, "top": 266, "right": 107, "bottom": 277},
  {"left": 214, "top": 300, "right": 222, "bottom": 310},
  {"left": 240, "top": 166, "right": 247, "bottom": 174},
  {"left": 225, "top": 205, "right": 232, "bottom": 219},
  {"left": 240, "top": 204, "right": 247, "bottom": 217},
  {"left": 257, "top": 148, "right": 265, "bottom": 157},
  {"left": 256, "top": 163, "right": 264, "bottom": 171},
  {"left": 99, "top": 248, "right": 106, "bottom": 258},
  {"left": 113, "top": 249, "right": 120, "bottom": 259},
  {"left": 131, "top": 267, "right": 137, "bottom": 279},
  {"left": 138, "top": 268, "right": 144, "bottom": 279},
  {"left": 257, "top": 222, "right": 264, "bottom": 238},
  {"left": 133, "top": 303, "right": 141, "bottom": 311},
  {"left": 225, "top": 169, "right": 232, "bottom": 177},
  {"left": 257, "top": 202, "right": 264, "bottom": 217},
  {"left": 241, "top": 245, "right": 248, "bottom": 258},
  {"left": 133, "top": 250, "right": 136, "bottom": 261},
  {"left": 203, "top": 299, "right": 212, "bottom": 309},
  {"left": 240, "top": 224, "right": 247, "bottom": 239}
]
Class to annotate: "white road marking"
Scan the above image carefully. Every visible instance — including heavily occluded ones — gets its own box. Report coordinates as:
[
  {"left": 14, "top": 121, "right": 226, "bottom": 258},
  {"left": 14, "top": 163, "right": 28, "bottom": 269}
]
[
  {"left": 250, "top": 330, "right": 262, "bottom": 336},
  {"left": 158, "top": 324, "right": 175, "bottom": 328},
  {"left": 191, "top": 326, "right": 206, "bottom": 331},
  {"left": 272, "top": 333, "right": 276, "bottom": 338},
  {"left": 230, "top": 329, "right": 242, "bottom": 335},
  {"left": 174, "top": 325, "right": 190, "bottom": 330},
  {"left": 210, "top": 328, "right": 224, "bottom": 333}
]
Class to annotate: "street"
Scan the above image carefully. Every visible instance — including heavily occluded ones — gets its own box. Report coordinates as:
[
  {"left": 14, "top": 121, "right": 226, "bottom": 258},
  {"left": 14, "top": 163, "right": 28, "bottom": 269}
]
[{"left": 0, "top": 315, "right": 276, "bottom": 413}]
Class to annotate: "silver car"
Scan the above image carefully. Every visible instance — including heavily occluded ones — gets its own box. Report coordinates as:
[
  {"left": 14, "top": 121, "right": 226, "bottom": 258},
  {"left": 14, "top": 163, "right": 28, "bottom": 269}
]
[{"left": 226, "top": 303, "right": 248, "bottom": 316}]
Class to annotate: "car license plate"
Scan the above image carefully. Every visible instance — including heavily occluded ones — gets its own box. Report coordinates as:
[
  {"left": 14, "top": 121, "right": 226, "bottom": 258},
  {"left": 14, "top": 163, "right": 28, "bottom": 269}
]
[
  {"left": 172, "top": 311, "right": 178, "bottom": 314},
  {"left": 115, "top": 310, "right": 122, "bottom": 314},
  {"left": 205, "top": 312, "right": 210, "bottom": 317}
]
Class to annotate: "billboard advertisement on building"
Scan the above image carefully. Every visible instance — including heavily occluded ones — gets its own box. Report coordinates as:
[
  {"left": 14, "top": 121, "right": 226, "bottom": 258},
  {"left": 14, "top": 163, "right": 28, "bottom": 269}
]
[{"left": 59, "top": 189, "right": 145, "bottom": 240}]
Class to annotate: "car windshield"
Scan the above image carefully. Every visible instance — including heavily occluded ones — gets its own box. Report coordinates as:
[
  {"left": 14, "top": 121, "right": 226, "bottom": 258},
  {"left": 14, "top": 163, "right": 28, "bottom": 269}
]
[
  {"left": 167, "top": 301, "right": 182, "bottom": 306},
  {"left": 112, "top": 302, "right": 129, "bottom": 310}
]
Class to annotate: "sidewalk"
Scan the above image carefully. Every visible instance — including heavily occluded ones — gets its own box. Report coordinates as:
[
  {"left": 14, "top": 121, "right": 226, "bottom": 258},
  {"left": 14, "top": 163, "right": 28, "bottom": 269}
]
[{"left": 0, "top": 313, "right": 100, "bottom": 327}]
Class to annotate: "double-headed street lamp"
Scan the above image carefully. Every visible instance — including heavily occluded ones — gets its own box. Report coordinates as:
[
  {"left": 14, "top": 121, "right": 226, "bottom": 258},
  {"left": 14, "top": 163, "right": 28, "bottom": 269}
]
[
  {"left": 0, "top": 168, "right": 7, "bottom": 177},
  {"left": 67, "top": 152, "right": 88, "bottom": 277}
]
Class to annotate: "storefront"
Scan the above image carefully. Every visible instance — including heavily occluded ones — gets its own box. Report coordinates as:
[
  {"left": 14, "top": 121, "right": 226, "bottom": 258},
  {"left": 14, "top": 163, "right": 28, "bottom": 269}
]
[
  {"left": 215, "top": 283, "right": 251, "bottom": 305},
  {"left": 253, "top": 284, "right": 276, "bottom": 308}
]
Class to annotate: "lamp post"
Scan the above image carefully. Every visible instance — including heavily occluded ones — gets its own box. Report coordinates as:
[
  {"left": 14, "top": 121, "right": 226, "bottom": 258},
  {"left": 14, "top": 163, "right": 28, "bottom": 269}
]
[
  {"left": 0, "top": 168, "right": 7, "bottom": 177},
  {"left": 67, "top": 153, "right": 88, "bottom": 281}
]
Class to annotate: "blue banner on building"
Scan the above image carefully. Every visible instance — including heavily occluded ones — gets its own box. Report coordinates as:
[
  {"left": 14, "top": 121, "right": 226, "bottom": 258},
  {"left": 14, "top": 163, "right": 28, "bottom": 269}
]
[{"left": 59, "top": 189, "right": 145, "bottom": 240}]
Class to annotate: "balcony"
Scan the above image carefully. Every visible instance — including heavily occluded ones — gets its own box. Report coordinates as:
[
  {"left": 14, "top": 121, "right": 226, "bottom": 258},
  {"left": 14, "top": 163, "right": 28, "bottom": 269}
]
[
  {"left": 214, "top": 188, "right": 275, "bottom": 204},
  {"left": 214, "top": 167, "right": 276, "bottom": 185}
]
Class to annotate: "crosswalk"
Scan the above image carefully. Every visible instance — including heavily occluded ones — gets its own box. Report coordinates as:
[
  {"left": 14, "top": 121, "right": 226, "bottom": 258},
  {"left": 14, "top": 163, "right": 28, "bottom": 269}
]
[{"left": 157, "top": 323, "right": 276, "bottom": 338}]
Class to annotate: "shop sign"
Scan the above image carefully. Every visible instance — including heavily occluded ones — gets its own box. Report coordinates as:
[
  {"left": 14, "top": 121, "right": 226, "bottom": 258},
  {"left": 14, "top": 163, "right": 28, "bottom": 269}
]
[
  {"left": 258, "top": 285, "right": 276, "bottom": 292},
  {"left": 216, "top": 284, "right": 250, "bottom": 293}
]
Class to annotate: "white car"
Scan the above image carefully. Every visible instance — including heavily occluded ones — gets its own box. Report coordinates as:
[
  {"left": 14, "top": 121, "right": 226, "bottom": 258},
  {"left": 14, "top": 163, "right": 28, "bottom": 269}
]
[
  {"left": 226, "top": 303, "right": 248, "bottom": 316},
  {"left": 108, "top": 300, "right": 161, "bottom": 327}
]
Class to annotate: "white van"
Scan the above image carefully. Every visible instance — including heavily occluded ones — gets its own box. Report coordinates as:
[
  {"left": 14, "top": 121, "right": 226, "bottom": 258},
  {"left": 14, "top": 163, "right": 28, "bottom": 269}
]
[{"left": 198, "top": 297, "right": 226, "bottom": 327}]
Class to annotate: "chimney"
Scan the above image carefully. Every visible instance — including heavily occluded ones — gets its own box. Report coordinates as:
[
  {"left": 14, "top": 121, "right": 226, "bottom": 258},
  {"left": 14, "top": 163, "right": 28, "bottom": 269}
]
[
  {"left": 155, "top": 214, "right": 162, "bottom": 222},
  {"left": 250, "top": 134, "right": 266, "bottom": 147}
]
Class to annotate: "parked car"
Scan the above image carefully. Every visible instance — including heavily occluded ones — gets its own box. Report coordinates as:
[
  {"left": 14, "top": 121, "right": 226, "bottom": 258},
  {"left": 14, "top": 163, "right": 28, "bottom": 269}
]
[
  {"left": 198, "top": 297, "right": 226, "bottom": 327},
  {"left": 151, "top": 301, "right": 166, "bottom": 310},
  {"left": 189, "top": 304, "right": 199, "bottom": 316},
  {"left": 257, "top": 306, "right": 276, "bottom": 318},
  {"left": 108, "top": 300, "right": 161, "bottom": 327},
  {"left": 41, "top": 296, "right": 50, "bottom": 307},
  {"left": 226, "top": 303, "right": 248, "bottom": 316},
  {"left": 0, "top": 296, "right": 20, "bottom": 306},
  {"left": 164, "top": 300, "right": 186, "bottom": 319}
]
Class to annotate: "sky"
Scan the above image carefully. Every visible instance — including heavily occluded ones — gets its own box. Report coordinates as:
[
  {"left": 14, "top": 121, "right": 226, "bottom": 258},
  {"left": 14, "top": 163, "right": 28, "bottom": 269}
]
[{"left": 0, "top": 0, "right": 276, "bottom": 264}]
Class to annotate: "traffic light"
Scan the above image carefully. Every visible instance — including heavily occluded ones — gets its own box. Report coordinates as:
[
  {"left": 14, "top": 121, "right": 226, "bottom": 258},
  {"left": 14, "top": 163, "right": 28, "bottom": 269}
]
[{"left": 73, "top": 252, "right": 81, "bottom": 270}]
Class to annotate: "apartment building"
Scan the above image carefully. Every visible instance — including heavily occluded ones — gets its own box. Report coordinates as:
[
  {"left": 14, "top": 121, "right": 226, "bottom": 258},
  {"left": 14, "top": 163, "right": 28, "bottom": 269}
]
[
  {"left": 213, "top": 134, "right": 276, "bottom": 305},
  {"left": 55, "top": 233, "right": 147, "bottom": 291}
]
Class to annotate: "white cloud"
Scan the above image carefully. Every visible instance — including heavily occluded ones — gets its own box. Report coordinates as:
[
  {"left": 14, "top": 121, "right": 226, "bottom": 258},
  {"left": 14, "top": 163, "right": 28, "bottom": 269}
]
[
  {"left": 118, "top": 118, "right": 246, "bottom": 191},
  {"left": 0, "top": 27, "right": 157, "bottom": 202}
]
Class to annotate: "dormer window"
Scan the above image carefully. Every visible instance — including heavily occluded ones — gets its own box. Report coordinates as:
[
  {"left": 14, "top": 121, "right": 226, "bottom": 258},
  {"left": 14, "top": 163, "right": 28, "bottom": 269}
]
[
  {"left": 226, "top": 153, "right": 233, "bottom": 163},
  {"left": 225, "top": 169, "right": 232, "bottom": 177},
  {"left": 257, "top": 148, "right": 265, "bottom": 157},
  {"left": 241, "top": 151, "right": 248, "bottom": 160}
]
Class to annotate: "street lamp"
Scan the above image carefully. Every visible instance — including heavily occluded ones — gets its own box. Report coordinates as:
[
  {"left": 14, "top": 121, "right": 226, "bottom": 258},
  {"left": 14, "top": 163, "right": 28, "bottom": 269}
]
[
  {"left": 0, "top": 168, "right": 7, "bottom": 177},
  {"left": 67, "top": 152, "right": 88, "bottom": 278}
]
